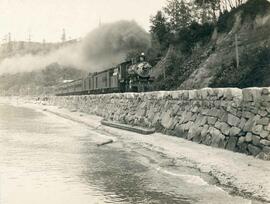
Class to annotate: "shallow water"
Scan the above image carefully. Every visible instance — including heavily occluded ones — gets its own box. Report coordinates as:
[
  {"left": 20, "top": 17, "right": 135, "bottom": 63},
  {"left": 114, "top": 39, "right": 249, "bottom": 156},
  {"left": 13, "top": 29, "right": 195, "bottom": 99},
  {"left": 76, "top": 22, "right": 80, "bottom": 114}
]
[{"left": 0, "top": 103, "right": 257, "bottom": 203}]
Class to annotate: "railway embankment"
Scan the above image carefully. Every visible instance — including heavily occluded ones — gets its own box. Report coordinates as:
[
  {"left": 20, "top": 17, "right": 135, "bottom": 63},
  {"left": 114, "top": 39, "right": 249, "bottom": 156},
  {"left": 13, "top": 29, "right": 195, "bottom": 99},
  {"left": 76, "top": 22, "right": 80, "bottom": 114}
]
[{"left": 42, "top": 87, "right": 270, "bottom": 160}]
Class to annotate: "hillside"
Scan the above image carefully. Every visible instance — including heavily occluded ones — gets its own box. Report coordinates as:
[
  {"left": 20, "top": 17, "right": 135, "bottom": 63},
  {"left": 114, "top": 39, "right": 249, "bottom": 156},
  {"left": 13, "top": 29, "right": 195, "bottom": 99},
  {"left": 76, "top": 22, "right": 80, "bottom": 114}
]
[{"left": 152, "top": 0, "right": 270, "bottom": 90}]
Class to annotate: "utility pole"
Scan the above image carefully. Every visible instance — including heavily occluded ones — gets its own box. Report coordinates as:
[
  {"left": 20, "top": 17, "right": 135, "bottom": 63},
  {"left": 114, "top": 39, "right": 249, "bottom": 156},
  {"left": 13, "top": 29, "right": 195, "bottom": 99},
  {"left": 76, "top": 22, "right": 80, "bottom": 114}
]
[
  {"left": 8, "top": 32, "right": 12, "bottom": 52},
  {"left": 163, "top": 70, "right": 166, "bottom": 79},
  {"left": 61, "top": 28, "right": 66, "bottom": 42},
  {"left": 235, "top": 33, "right": 239, "bottom": 68},
  {"left": 8, "top": 32, "right": 11, "bottom": 43},
  {"left": 42, "top": 38, "right": 46, "bottom": 49},
  {"left": 99, "top": 18, "right": 102, "bottom": 27},
  {"left": 28, "top": 30, "right": 32, "bottom": 42}
]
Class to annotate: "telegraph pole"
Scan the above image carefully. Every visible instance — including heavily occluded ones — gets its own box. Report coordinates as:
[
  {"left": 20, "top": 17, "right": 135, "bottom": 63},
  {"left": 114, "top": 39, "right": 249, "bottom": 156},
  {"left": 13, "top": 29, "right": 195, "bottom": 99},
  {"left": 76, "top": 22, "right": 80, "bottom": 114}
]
[
  {"left": 42, "top": 38, "right": 46, "bottom": 49},
  {"left": 163, "top": 68, "right": 166, "bottom": 79},
  {"left": 8, "top": 32, "right": 12, "bottom": 52},
  {"left": 235, "top": 33, "right": 239, "bottom": 68},
  {"left": 8, "top": 32, "right": 11, "bottom": 43},
  {"left": 61, "top": 29, "right": 66, "bottom": 42},
  {"left": 99, "top": 17, "right": 102, "bottom": 27},
  {"left": 28, "top": 30, "right": 32, "bottom": 42}
]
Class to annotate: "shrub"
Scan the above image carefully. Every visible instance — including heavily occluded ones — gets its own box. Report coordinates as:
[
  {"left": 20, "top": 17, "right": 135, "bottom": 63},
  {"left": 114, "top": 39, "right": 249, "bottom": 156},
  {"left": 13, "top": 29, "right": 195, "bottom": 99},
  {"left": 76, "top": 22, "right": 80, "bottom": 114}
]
[
  {"left": 176, "top": 22, "right": 214, "bottom": 54},
  {"left": 210, "top": 47, "right": 270, "bottom": 88},
  {"left": 217, "top": 10, "right": 236, "bottom": 33},
  {"left": 240, "top": 0, "right": 270, "bottom": 22},
  {"left": 217, "top": 0, "right": 270, "bottom": 33}
]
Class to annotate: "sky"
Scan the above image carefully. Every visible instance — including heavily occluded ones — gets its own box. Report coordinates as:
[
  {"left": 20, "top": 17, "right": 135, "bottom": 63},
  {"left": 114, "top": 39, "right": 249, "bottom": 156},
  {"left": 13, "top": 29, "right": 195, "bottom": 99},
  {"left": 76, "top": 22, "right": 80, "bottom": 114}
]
[{"left": 0, "top": 0, "right": 167, "bottom": 43}]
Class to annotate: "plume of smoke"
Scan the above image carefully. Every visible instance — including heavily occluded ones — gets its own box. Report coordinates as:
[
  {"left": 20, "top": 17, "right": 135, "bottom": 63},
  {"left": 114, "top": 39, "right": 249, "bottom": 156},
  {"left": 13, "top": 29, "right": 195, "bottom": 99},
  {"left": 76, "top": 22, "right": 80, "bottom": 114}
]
[
  {"left": 0, "top": 20, "right": 150, "bottom": 75},
  {"left": 80, "top": 20, "right": 151, "bottom": 69},
  {"left": 0, "top": 44, "right": 83, "bottom": 74}
]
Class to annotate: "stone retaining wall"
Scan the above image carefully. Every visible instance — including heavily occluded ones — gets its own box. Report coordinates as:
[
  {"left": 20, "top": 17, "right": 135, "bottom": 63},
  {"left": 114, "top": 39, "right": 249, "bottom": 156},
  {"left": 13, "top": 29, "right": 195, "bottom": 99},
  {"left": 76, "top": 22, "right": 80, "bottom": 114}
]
[{"left": 43, "top": 88, "right": 270, "bottom": 160}]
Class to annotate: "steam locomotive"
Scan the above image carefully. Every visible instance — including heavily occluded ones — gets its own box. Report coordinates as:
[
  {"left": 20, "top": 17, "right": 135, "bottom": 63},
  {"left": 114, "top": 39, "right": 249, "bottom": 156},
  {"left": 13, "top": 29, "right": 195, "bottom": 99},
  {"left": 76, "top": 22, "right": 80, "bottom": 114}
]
[{"left": 55, "top": 54, "right": 153, "bottom": 96}]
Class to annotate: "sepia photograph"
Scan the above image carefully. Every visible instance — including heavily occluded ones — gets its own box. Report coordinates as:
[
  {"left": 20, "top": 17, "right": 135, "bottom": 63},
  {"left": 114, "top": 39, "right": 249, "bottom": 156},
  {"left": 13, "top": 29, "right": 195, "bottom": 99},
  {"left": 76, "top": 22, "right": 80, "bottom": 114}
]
[{"left": 0, "top": 0, "right": 270, "bottom": 203}]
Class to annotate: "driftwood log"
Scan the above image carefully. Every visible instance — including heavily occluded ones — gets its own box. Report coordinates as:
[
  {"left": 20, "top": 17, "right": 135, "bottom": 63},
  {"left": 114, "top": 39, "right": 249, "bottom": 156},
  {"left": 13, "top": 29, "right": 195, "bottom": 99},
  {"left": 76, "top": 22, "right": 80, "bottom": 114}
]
[{"left": 97, "top": 139, "right": 114, "bottom": 147}]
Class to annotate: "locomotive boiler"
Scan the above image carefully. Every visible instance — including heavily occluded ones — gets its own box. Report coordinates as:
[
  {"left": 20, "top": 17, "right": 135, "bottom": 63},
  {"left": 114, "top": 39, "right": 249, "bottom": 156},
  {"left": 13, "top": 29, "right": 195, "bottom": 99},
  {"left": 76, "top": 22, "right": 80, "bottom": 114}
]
[{"left": 56, "top": 53, "right": 153, "bottom": 96}]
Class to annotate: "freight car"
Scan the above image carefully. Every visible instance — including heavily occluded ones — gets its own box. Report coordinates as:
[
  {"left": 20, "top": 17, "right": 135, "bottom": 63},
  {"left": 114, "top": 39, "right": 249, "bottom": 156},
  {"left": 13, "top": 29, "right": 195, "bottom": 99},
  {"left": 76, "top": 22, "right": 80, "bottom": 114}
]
[{"left": 56, "top": 54, "right": 153, "bottom": 96}]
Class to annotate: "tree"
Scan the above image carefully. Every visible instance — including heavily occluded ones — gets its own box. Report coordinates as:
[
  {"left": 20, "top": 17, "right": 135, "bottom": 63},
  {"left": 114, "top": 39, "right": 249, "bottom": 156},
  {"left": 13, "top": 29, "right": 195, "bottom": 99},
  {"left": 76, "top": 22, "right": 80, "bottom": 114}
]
[
  {"left": 194, "top": 0, "right": 248, "bottom": 23},
  {"left": 150, "top": 10, "right": 170, "bottom": 49},
  {"left": 220, "top": 0, "right": 247, "bottom": 11},
  {"left": 164, "top": 0, "right": 192, "bottom": 32},
  {"left": 194, "top": 0, "right": 221, "bottom": 22}
]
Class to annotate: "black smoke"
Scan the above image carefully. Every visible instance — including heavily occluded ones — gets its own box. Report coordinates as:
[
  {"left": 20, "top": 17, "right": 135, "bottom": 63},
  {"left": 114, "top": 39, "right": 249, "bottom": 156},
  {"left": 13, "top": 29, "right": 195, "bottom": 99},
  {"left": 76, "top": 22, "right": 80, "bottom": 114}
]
[{"left": 80, "top": 20, "right": 151, "bottom": 70}]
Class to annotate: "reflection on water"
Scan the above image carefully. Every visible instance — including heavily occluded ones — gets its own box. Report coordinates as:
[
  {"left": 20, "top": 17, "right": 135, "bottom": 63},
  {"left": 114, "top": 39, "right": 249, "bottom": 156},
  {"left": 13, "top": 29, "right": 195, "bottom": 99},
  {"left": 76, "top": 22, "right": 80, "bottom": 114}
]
[
  {"left": 80, "top": 148, "right": 193, "bottom": 204},
  {"left": 0, "top": 103, "right": 255, "bottom": 204}
]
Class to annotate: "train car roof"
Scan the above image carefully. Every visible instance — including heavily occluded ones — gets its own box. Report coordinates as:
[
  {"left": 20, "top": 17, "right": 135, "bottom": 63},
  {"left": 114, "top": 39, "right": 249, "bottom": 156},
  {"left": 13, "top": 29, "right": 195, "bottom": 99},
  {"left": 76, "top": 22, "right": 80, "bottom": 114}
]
[
  {"left": 92, "top": 67, "right": 115, "bottom": 75},
  {"left": 90, "top": 60, "right": 132, "bottom": 76}
]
